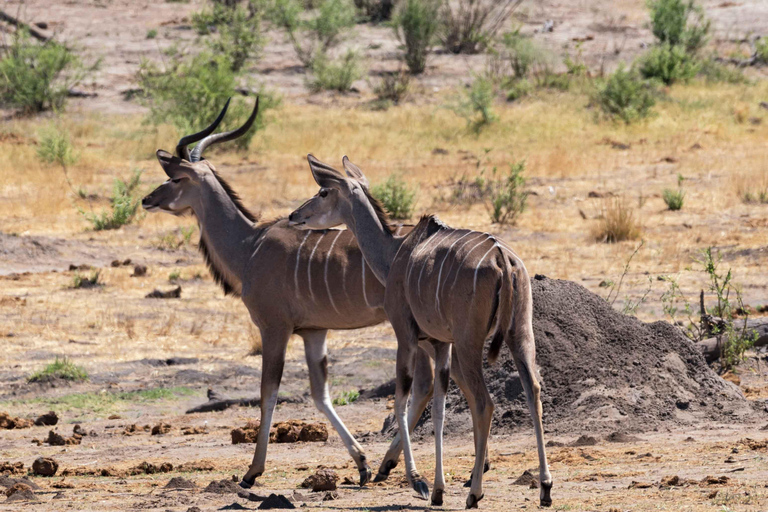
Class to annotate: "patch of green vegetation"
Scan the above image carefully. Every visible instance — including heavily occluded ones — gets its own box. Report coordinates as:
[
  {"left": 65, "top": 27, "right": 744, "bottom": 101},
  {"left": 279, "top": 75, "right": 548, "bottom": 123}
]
[
  {"left": 332, "top": 390, "right": 360, "bottom": 406},
  {"left": 28, "top": 357, "right": 88, "bottom": 383},
  {"left": 81, "top": 169, "right": 143, "bottom": 231},
  {"left": 371, "top": 174, "right": 416, "bottom": 220},
  {"left": 169, "top": 270, "right": 181, "bottom": 282},
  {"left": 72, "top": 270, "right": 101, "bottom": 289},
  {"left": 146, "top": 29, "right": 158, "bottom": 39}
]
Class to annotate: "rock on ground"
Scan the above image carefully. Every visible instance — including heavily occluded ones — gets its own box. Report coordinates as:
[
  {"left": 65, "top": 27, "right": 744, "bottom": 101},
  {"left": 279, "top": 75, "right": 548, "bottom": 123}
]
[
  {"left": 301, "top": 469, "right": 338, "bottom": 492},
  {"left": 32, "top": 457, "right": 58, "bottom": 477}
]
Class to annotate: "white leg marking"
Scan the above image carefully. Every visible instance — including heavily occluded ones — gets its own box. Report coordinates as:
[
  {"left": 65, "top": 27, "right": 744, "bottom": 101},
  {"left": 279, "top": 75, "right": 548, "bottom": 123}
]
[
  {"left": 294, "top": 232, "right": 311, "bottom": 298},
  {"left": 361, "top": 254, "right": 372, "bottom": 309},
  {"left": 473, "top": 243, "right": 499, "bottom": 293},
  {"left": 415, "top": 230, "right": 453, "bottom": 298},
  {"left": 325, "top": 231, "right": 344, "bottom": 315},
  {"left": 434, "top": 231, "right": 473, "bottom": 313},
  {"left": 451, "top": 235, "right": 493, "bottom": 288},
  {"left": 307, "top": 233, "right": 325, "bottom": 303}
]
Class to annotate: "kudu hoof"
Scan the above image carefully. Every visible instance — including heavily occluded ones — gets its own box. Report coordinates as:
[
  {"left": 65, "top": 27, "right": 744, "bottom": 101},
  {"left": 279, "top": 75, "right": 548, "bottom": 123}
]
[
  {"left": 239, "top": 472, "right": 260, "bottom": 489},
  {"left": 465, "top": 493, "right": 483, "bottom": 509},
  {"left": 540, "top": 480, "right": 553, "bottom": 507},
  {"left": 431, "top": 488, "right": 444, "bottom": 506},
  {"left": 373, "top": 459, "right": 396, "bottom": 482},
  {"left": 413, "top": 479, "right": 430, "bottom": 501},
  {"left": 359, "top": 465, "right": 372, "bottom": 486}
]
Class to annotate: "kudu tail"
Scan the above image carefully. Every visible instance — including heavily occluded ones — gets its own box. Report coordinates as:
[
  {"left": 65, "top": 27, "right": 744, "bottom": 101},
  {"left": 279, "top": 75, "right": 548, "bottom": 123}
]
[{"left": 487, "top": 252, "right": 517, "bottom": 365}]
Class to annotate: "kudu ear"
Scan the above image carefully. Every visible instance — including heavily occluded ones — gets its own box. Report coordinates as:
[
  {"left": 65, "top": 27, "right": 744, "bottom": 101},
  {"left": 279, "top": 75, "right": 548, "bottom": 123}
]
[
  {"left": 341, "top": 156, "right": 370, "bottom": 189},
  {"left": 307, "top": 154, "right": 345, "bottom": 189},
  {"left": 156, "top": 149, "right": 198, "bottom": 181}
]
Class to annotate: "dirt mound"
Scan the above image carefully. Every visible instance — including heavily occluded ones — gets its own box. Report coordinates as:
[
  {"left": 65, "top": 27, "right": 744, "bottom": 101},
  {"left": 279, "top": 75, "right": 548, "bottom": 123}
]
[
  {"left": 414, "top": 277, "right": 754, "bottom": 435},
  {"left": 203, "top": 479, "right": 241, "bottom": 494},
  {"left": 164, "top": 477, "right": 197, "bottom": 489}
]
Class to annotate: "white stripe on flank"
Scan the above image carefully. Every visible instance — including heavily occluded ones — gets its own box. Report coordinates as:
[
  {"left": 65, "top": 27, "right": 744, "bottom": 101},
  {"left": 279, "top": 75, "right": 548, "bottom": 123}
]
[
  {"left": 294, "top": 232, "right": 311, "bottom": 298},
  {"left": 451, "top": 236, "right": 492, "bottom": 288},
  {"left": 473, "top": 243, "right": 499, "bottom": 293},
  {"left": 434, "top": 231, "right": 473, "bottom": 313},
  {"left": 440, "top": 232, "right": 485, "bottom": 300},
  {"left": 307, "top": 233, "right": 325, "bottom": 302},
  {"left": 325, "top": 231, "right": 344, "bottom": 315},
  {"left": 361, "top": 254, "right": 372, "bottom": 309},
  {"left": 414, "top": 230, "right": 452, "bottom": 297},
  {"left": 406, "top": 229, "right": 446, "bottom": 285}
]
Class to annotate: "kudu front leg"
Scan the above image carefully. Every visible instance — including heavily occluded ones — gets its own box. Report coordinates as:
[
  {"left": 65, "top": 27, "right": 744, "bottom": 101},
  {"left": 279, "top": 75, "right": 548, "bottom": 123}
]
[
  {"left": 240, "top": 326, "right": 290, "bottom": 489},
  {"left": 301, "top": 330, "right": 372, "bottom": 486},
  {"left": 430, "top": 342, "right": 451, "bottom": 507},
  {"left": 375, "top": 347, "right": 434, "bottom": 482}
]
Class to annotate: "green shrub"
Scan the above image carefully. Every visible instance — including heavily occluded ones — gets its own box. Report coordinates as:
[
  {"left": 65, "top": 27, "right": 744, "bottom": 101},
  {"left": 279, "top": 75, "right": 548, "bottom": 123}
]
[
  {"left": 441, "top": 0, "right": 519, "bottom": 54},
  {"left": 593, "top": 64, "right": 656, "bottom": 124},
  {"left": 756, "top": 37, "right": 768, "bottom": 64},
  {"left": 29, "top": 357, "right": 88, "bottom": 383},
  {"left": 371, "top": 174, "right": 416, "bottom": 219},
  {"left": 307, "top": 50, "right": 364, "bottom": 92},
  {"left": 332, "top": 390, "right": 359, "bottom": 406},
  {"left": 373, "top": 69, "right": 410, "bottom": 107},
  {"left": 638, "top": 43, "right": 700, "bottom": 85},
  {"left": 504, "top": 78, "right": 532, "bottom": 101},
  {"left": 146, "top": 29, "right": 158, "bottom": 39},
  {"left": 192, "top": 2, "right": 265, "bottom": 71},
  {"left": 450, "top": 75, "right": 497, "bottom": 132},
  {"left": 37, "top": 126, "right": 77, "bottom": 167},
  {"left": 72, "top": 270, "right": 101, "bottom": 289},
  {"left": 486, "top": 161, "right": 528, "bottom": 225},
  {"left": 83, "top": 170, "right": 143, "bottom": 231},
  {"left": 0, "top": 30, "right": 94, "bottom": 114},
  {"left": 647, "top": 0, "right": 709, "bottom": 53},
  {"left": 137, "top": 50, "right": 279, "bottom": 149},
  {"left": 501, "top": 31, "right": 549, "bottom": 79},
  {"left": 662, "top": 188, "right": 685, "bottom": 210},
  {"left": 262, "top": 0, "right": 357, "bottom": 67},
  {"left": 697, "top": 58, "right": 746, "bottom": 84},
  {"left": 393, "top": 0, "right": 441, "bottom": 74}
]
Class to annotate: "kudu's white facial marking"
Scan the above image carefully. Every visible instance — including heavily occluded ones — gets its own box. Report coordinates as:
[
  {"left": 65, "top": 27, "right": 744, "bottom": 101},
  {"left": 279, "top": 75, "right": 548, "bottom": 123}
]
[
  {"left": 294, "top": 232, "right": 311, "bottom": 297},
  {"left": 307, "top": 233, "right": 326, "bottom": 302},
  {"left": 325, "top": 230, "right": 344, "bottom": 315}
]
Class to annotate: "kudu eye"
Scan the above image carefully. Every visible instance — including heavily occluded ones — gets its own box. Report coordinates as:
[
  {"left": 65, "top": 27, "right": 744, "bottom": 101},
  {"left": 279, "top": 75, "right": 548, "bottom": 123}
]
[
  {"left": 319, "top": 189, "right": 328, "bottom": 198},
  {"left": 171, "top": 178, "right": 182, "bottom": 184}
]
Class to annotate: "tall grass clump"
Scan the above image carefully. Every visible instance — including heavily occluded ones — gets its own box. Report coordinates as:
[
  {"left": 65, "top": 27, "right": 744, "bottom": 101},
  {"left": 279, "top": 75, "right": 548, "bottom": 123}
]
[
  {"left": 0, "top": 30, "right": 95, "bottom": 114},
  {"left": 440, "top": 0, "right": 522, "bottom": 54},
  {"left": 29, "top": 357, "right": 88, "bottom": 383},
  {"left": 371, "top": 174, "right": 416, "bottom": 219},
  {"left": 192, "top": 1, "right": 265, "bottom": 71},
  {"left": 393, "top": 0, "right": 441, "bottom": 74},
  {"left": 137, "top": 50, "right": 278, "bottom": 149},
  {"left": 662, "top": 174, "right": 685, "bottom": 210},
  {"left": 307, "top": 50, "right": 364, "bottom": 92},
  {"left": 82, "top": 170, "right": 143, "bottom": 231},
  {"left": 593, "top": 198, "right": 642, "bottom": 243},
  {"left": 735, "top": 172, "right": 768, "bottom": 204},
  {"left": 593, "top": 64, "right": 656, "bottom": 124}
]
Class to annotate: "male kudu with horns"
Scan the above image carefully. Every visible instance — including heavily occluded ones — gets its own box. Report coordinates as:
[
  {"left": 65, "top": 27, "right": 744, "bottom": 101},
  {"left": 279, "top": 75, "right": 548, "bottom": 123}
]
[
  {"left": 140, "top": 98, "right": 488, "bottom": 490},
  {"left": 288, "top": 155, "right": 553, "bottom": 508}
]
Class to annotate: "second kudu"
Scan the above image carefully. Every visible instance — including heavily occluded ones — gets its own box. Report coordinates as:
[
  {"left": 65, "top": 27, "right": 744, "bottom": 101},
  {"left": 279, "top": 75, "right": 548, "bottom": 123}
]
[
  {"left": 140, "top": 98, "right": 487, "bottom": 489},
  {"left": 288, "top": 155, "right": 553, "bottom": 508}
]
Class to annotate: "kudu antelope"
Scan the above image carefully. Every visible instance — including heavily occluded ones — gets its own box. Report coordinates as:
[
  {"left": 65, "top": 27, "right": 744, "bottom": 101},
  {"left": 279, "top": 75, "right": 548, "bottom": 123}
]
[
  {"left": 288, "top": 155, "right": 553, "bottom": 508},
  {"left": 140, "top": 98, "right": 460, "bottom": 489}
]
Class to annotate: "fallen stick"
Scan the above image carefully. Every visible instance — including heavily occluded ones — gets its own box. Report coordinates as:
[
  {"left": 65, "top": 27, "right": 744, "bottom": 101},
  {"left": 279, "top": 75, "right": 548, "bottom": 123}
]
[
  {"left": 697, "top": 317, "right": 768, "bottom": 363},
  {"left": 0, "top": 10, "right": 51, "bottom": 42},
  {"left": 185, "top": 388, "right": 299, "bottom": 414}
]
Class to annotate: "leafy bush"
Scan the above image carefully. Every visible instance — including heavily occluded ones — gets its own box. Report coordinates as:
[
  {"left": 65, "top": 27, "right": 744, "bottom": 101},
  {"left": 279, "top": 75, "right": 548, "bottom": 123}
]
[
  {"left": 307, "top": 50, "right": 364, "bottom": 91},
  {"left": 638, "top": 43, "right": 700, "bottom": 85},
  {"left": 355, "top": 0, "right": 395, "bottom": 22},
  {"left": 662, "top": 188, "right": 685, "bottom": 210},
  {"left": 371, "top": 174, "right": 416, "bottom": 219},
  {"left": 0, "top": 30, "right": 94, "bottom": 114},
  {"left": 500, "top": 31, "right": 549, "bottom": 79},
  {"left": 393, "top": 0, "right": 441, "bottom": 74},
  {"left": 441, "top": 0, "right": 521, "bottom": 54},
  {"left": 332, "top": 390, "right": 360, "bottom": 406},
  {"left": 137, "top": 50, "right": 279, "bottom": 149},
  {"left": 146, "top": 29, "right": 158, "bottom": 39},
  {"left": 647, "top": 0, "right": 709, "bottom": 53},
  {"left": 593, "top": 64, "right": 656, "bottom": 124},
  {"left": 37, "top": 126, "right": 77, "bottom": 167},
  {"left": 450, "top": 75, "right": 497, "bottom": 132},
  {"left": 485, "top": 161, "right": 528, "bottom": 225},
  {"left": 83, "top": 170, "right": 143, "bottom": 231},
  {"left": 29, "top": 357, "right": 88, "bottom": 383},
  {"left": 593, "top": 198, "right": 642, "bottom": 243},
  {"left": 261, "top": 0, "right": 357, "bottom": 67},
  {"left": 192, "top": 1, "right": 265, "bottom": 71},
  {"left": 373, "top": 69, "right": 410, "bottom": 107}
]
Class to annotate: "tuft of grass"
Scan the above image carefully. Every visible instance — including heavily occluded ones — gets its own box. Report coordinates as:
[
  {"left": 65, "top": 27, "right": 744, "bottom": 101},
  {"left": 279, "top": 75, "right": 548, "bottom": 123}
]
[
  {"left": 72, "top": 270, "right": 101, "bottom": 289},
  {"left": 146, "top": 29, "right": 158, "bottom": 39},
  {"left": 592, "top": 198, "right": 642, "bottom": 243},
  {"left": 155, "top": 226, "right": 196, "bottom": 250},
  {"left": 169, "top": 270, "right": 181, "bottom": 282},
  {"left": 307, "top": 50, "right": 365, "bottom": 92},
  {"left": 735, "top": 171, "right": 768, "bottom": 204},
  {"left": 332, "top": 390, "right": 359, "bottom": 406},
  {"left": 662, "top": 188, "right": 685, "bottom": 210},
  {"left": 371, "top": 174, "right": 416, "bottom": 219},
  {"left": 29, "top": 357, "right": 88, "bottom": 383}
]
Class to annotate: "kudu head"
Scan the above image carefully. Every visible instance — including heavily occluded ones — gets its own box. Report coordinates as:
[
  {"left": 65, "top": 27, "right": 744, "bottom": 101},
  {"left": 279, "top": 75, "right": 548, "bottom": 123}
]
[
  {"left": 289, "top": 154, "right": 381, "bottom": 230},
  {"left": 142, "top": 97, "right": 259, "bottom": 216}
]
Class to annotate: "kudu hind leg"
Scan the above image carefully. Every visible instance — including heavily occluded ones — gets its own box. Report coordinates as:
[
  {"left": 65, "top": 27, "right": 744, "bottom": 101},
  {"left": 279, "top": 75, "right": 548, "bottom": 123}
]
[
  {"left": 509, "top": 333, "right": 553, "bottom": 507},
  {"left": 430, "top": 342, "right": 451, "bottom": 506},
  {"left": 451, "top": 353, "right": 491, "bottom": 488},
  {"left": 241, "top": 325, "right": 291, "bottom": 488},
  {"left": 301, "top": 330, "right": 372, "bottom": 486},
  {"left": 375, "top": 347, "right": 434, "bottom": 482}
]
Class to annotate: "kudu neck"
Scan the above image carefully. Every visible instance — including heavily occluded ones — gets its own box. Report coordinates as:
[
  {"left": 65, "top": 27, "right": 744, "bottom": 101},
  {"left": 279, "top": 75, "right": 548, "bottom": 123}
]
[
  {"left": 343, "top": 189, "right": 402, "bottom": 285},
  {"left": 193, "top": 176, "right": 256, "bottom": 294}
]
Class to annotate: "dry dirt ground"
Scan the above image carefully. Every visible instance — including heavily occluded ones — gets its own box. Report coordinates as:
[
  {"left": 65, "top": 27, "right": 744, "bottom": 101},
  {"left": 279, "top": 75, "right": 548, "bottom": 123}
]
[{"left": 2, "top": 0, "right": 768, "bottom": 510}]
